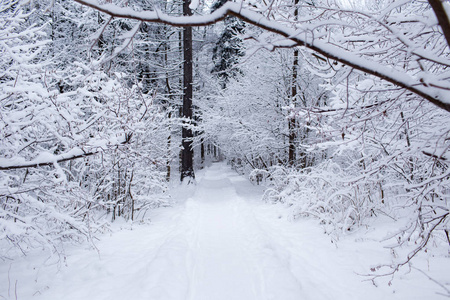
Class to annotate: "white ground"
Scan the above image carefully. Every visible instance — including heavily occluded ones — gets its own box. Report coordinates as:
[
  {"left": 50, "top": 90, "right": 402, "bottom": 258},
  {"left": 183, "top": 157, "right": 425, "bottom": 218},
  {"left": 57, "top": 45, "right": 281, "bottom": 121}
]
[{"left": 1, "top": 163, "right": 449, "bottom": 299}]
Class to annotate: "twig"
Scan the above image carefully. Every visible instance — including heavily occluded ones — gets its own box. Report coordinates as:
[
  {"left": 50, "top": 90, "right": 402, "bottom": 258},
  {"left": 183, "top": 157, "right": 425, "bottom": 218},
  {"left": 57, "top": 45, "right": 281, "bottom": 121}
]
[
  {"left": 368, "top": 213, "right": 448, "bottom": 282},
  {"left": 412, "top": 266, "right": 450, "bottom": 298},
  {"left": 422, "top": 151, "right": 447, "bottom": 161}
]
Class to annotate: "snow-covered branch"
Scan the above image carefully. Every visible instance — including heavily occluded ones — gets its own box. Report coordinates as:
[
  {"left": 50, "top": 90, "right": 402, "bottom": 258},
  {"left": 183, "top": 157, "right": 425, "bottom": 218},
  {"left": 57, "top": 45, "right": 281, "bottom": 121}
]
[
  {"left": 0, "top": 148, "right": 97, "bottom": 171},
  {"left": 73, "top": 0, "right": 450, "bottom": 112},
  {"left": 0, "top": 134, "right": 131, "bottom": 171}
]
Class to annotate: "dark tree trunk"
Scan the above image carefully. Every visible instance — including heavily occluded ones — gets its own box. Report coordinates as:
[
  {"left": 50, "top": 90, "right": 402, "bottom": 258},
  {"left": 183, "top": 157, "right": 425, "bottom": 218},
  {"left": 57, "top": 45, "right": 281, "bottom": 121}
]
[
  {"left": 166, "top": 123, "right": 171, "bottom": 182},
  {"left": 200, "top": 138, "right": 205, "bottom": 166},
  {"left": 181, "top": 0, "right": 195, "bottom": 182},
  {"left": 288, "top": 0, "right": 299, "bottom": 167},
  {"left": 288, "top": 47, "right": 298, "bottom": 166},
  {"left": 428, "top": 0, "right": 450, "bottom": 49}
]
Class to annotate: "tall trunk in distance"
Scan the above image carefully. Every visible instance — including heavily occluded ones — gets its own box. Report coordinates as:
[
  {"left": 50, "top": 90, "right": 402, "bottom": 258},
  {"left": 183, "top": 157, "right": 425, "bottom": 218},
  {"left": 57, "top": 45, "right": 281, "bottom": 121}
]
[
  {"left": 288, "top": 48, "right": 298, "bottom": 166},
  {"left": 288, "top": 0, "right": 299, "bottom": 166},
  {"left": 181, "top": 0, "right": 195, "bottom": 182},
  {"left": 166, "top": 112, "right": 172, "bottom": 182},
  {"left": 200, "top": 138, "right": 205, "bottom": 166}
]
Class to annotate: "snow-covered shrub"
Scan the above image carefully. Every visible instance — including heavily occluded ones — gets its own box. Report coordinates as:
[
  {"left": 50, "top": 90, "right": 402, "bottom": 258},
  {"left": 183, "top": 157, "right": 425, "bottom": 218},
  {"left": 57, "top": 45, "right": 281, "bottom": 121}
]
[
  {"left": 262, "top": 162, "right": 383, "bottom": 234},
  {"left": 0, "top": 170, "right": 103, "bottom": 257}
]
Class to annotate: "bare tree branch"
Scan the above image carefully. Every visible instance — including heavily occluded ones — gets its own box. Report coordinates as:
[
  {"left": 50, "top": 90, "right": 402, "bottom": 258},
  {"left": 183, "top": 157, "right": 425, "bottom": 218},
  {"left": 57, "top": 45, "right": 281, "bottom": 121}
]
[{"left": 422, "top": 150, "right": 447, "bottom": 161}]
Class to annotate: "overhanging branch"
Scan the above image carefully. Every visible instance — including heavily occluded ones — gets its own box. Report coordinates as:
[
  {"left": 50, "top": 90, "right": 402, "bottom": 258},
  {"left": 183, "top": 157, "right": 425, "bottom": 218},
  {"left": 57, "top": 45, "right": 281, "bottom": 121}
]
[{"left": 73, "top": 0, "right": 450, "bottom": 112}]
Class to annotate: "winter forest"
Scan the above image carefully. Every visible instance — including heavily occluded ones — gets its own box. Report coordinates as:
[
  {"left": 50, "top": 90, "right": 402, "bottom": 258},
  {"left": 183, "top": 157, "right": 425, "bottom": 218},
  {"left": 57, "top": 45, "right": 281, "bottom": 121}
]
[{"left": 1, "top": 0, "right": 450, "bottom": 299}]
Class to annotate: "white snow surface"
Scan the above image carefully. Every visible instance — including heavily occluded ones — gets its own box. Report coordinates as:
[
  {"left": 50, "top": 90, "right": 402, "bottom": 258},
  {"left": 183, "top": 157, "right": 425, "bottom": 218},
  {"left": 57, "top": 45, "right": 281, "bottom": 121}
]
[{"left": 1, "top": 163, "right": 449, "bottom": 299}]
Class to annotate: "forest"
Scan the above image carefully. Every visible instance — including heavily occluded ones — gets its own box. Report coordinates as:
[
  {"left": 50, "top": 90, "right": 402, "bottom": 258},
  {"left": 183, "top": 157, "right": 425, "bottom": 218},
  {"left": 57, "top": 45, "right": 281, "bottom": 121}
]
[{"left": 0, "top": 0, "right": 449, "bottom": 297}]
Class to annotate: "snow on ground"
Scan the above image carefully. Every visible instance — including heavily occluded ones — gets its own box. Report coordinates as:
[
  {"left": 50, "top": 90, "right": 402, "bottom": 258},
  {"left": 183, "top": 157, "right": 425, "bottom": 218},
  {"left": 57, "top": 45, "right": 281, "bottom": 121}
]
[{"left": 1, "top": 163, "right": 449, "bottom": 299}]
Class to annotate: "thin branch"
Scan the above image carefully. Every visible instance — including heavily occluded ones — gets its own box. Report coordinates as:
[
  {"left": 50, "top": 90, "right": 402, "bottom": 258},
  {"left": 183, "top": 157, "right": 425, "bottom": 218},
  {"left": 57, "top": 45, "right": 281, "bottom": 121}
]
[
  {"left": 422, "top": 150, "right": 447, "bottom": 161},
  {"left": 411, "top": 266, "right": 450, "bottom": 298},
  {"left": 370, "top": 213, "right": 448, "bottom": 280}
]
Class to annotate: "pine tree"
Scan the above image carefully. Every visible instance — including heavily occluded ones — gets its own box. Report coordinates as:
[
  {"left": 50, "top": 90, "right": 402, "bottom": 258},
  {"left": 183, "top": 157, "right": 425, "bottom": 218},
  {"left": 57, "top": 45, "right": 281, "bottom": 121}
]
[{"left": 211, "top": 0, "right": 244, "bottom": 88}]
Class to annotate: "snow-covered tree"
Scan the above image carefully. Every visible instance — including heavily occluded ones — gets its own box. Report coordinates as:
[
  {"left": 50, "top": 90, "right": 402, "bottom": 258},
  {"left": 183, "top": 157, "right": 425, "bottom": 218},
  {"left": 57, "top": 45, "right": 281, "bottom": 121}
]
[
  {"left": 0, "top": 0, "right": 174, "bottom": 258},
  {"left": 210, "top": 0, "right": 245, "bottom": 88}
]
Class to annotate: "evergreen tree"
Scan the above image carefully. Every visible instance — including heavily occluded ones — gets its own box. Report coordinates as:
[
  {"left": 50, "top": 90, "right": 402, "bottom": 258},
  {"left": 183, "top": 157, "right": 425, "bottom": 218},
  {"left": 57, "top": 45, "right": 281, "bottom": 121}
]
[{"left": 211, "top": 0, "right": 245, "bottom": 88}]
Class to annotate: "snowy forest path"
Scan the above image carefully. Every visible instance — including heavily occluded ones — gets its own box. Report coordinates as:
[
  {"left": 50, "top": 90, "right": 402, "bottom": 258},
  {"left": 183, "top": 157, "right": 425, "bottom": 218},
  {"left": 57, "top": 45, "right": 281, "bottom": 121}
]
[
  {"left": 23, "top": 163, "right": 392, "bottom": 300},
  {"left": 183, "top": 164, "right": 302, "bottom": 300}
]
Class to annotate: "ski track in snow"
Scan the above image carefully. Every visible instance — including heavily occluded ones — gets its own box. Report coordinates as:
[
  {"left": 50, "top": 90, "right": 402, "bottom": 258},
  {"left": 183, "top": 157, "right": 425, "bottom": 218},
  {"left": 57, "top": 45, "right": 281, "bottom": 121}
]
[{"left": 2, "top": 163, "right": 448, "bottom": 300}]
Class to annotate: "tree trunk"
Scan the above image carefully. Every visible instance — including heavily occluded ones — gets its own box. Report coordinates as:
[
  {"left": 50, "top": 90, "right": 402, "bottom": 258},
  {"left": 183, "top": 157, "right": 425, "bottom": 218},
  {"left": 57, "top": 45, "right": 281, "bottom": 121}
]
[
  {"left": 181, "top": 0, "right": 195, "bottom": 182},
  {"left": 428, "top": 0, "right": 450, "bottom": 49},
  {"left": 288, "top": 0, "right": 299, "bottom": 167},
  {"left": 166, "top": 123, "right": 171, "bottom": 182},
  {"left": 288, "top": 47, "right": 298, "bottom": 166},
  {"left": 200, "top": 138, "right": 205, "bottom": 166}
]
